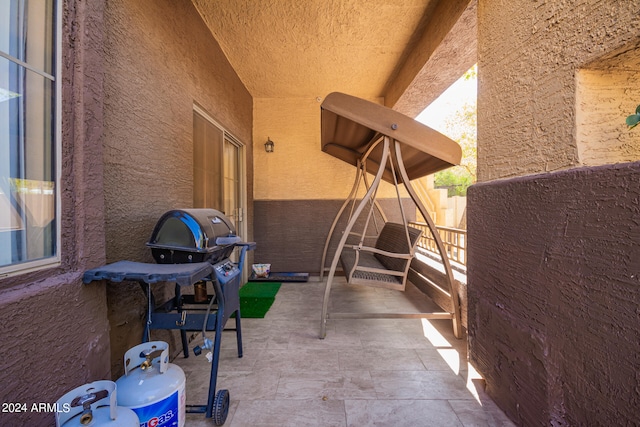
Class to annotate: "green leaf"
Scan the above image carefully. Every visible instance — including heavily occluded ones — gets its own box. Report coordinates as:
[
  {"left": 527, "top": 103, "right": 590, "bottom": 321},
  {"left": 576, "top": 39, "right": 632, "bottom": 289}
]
[
  {"left": 636, "top": 104, "right": 640, "bottom": 115},
  {"left": 626, "top": 114, "right": 640, "bottom": 129}
]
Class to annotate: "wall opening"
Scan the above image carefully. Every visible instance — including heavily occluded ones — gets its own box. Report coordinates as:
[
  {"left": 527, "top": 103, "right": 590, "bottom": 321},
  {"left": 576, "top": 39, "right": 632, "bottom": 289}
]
[{"left": 576, "top": 40, "right": 640, "bottom": 166}]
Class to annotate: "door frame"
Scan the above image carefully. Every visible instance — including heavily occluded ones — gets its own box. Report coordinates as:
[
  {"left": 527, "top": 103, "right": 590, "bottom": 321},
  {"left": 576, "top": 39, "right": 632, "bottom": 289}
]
[{"left": 192, "top": 104, "right": 248, "bottom": 243}]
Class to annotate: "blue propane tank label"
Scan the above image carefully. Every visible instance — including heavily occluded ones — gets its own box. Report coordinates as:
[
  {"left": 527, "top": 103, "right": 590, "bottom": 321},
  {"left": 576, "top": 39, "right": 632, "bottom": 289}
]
[{"left": 131, "top": 384, "right": 185, "bottom": 427}]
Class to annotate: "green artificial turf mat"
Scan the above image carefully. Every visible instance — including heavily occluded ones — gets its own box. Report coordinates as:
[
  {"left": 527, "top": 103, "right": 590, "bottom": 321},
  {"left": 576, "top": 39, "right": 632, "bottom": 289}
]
[{"left": 238, "top": 282, "right": 281, "bottom": 318}]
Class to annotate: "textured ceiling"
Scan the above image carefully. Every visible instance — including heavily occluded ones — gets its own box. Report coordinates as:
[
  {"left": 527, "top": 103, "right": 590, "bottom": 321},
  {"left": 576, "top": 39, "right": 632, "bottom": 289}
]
[{"left": 191, "top": 0, "right": 441, "bottom": 100}]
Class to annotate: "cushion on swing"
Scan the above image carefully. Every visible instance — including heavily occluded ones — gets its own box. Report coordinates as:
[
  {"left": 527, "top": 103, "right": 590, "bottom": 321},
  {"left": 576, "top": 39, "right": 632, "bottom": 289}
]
[
  {"left": 339, "top": 222, "right": 422, "bottom": 285},
  {"left": 373, "top": 223, "right": 422, "bottom": 271}
]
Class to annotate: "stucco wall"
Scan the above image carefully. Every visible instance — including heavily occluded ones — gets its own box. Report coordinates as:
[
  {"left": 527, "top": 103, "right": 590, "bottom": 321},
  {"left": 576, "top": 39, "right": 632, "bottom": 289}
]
[
  {"left": 252, "top": 97, "right": 416, "bottom": 275},
  {"left": 254, "top": 199, "right": 416, "bottom": 274},
  {"left": 473, "top": 1, "right": 640, "bottom": 425},
  {"left": 477, "top": 1, "right": 640, "bottom": 181},
  {"left": 468, "top": 162, "right": 640, "bottom": 425},
  {"left": 253, "top": 96, "right": 408, "bottom": 200},
  {"left": 103, "top": 0, "right": 253, "bottom": 376},
  {"left": 0, "top": 1, "right": 110, "bottom": 424}
]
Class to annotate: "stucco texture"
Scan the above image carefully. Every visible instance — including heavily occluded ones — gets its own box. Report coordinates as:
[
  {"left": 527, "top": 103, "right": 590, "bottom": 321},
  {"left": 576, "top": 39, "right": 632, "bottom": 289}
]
[
  {"left": 192, "top": 0, "right": 441, "bottom": 99},
  {"left": 472, "top": 0, "right": 640, "bottom": 425},
  {"left": 477, "top": 0, "right": 640, "bottom": 181},
  {"left": 104, "top": 0, "right": 252, "bottom": 262},
  {"left": 576, "top": 58, "right": 640, "bottom": 165},
  {"left": 103, "top": 0, "right": 253, "bottom": 376},
  {"left": 253, "top": 97, "right": 410, "bottom": 201},
  {"left": 0, "top": 0, "right": 111, "bottom": 424},
  {"left": 468, "top": 161, "right": 640, "bottom": 425}
]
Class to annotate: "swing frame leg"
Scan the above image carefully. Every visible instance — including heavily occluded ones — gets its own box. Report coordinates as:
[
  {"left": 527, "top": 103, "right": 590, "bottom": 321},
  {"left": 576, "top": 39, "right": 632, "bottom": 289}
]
[{"left": 320, "top": 137, "right": 390, "bottom": 338}]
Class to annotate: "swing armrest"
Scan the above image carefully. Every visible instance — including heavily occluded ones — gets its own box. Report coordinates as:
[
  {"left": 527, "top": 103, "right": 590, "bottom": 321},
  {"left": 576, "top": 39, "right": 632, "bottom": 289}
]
[{"left": 373, "top": 223, "right": 422, "bottom": 272}]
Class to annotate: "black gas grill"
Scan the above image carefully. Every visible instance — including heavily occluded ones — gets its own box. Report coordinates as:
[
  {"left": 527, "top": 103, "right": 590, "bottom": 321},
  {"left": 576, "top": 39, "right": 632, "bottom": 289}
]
[
  {"left": 147, "top": 208, "right": 238, "bottom": 264},
  {"left": 83, "top": 208, "right": 255, "bottom": 425}
]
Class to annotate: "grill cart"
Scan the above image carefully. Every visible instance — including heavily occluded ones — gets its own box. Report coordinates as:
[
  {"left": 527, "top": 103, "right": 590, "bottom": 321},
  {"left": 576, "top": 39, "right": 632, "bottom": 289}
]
[{"left": 84, "top": 209, "right": 255, "bottom": 425}]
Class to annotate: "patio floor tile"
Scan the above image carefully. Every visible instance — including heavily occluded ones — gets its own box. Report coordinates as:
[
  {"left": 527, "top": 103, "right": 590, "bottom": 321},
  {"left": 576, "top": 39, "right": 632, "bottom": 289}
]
[{"left": 176, "top": 278, "right": 515, "bottom": 426}]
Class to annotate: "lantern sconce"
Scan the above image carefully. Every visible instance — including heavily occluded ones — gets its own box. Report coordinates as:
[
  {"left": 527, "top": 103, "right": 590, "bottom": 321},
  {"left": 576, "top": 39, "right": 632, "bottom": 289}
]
[{"left": 264, "top": 137, "right": 275, "bottom": 153}]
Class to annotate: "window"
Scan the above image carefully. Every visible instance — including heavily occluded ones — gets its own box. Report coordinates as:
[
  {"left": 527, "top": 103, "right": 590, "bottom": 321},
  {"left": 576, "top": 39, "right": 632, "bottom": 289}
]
[{"left": 0, "top": 0, "right": 60, "bottom": 276}]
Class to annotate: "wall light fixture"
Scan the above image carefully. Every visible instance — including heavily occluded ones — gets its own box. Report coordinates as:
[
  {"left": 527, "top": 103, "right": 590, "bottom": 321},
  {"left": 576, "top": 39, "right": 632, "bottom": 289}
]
[{"left": 264, "top": 137, "right": 275, "bottom": 153}]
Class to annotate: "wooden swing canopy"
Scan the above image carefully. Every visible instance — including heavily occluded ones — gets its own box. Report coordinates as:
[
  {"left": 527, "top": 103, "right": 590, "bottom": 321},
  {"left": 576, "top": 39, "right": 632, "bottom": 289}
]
[{"left": 319, "top": 92, "right": 463, "bottom": 340}]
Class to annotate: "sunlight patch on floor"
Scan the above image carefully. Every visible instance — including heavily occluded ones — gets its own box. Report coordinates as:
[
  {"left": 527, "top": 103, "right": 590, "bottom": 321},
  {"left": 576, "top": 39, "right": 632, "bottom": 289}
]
[
  {"left": 436, "top": 348, "right": 461, "bottom": 374},
  {"left": 421, "top": 318, "right": 483, "bottom": 404},
  {"left": 420, "top": 318, "right": 451, "bottom": 347},
  {"left": 465, "top": 362, "right": 483, "bottom": 403}
]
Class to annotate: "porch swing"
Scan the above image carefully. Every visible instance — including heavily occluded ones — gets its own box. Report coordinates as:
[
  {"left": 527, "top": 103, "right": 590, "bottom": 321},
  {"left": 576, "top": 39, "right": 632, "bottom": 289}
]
[{"left": 318, "top": 92, "right": 463, "bottom": 339}]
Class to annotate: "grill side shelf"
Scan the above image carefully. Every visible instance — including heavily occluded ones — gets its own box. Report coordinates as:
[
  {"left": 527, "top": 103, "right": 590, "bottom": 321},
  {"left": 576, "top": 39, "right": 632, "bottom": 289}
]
[{"left": 83, "top": 260, "right": 214, "bottom": 286}]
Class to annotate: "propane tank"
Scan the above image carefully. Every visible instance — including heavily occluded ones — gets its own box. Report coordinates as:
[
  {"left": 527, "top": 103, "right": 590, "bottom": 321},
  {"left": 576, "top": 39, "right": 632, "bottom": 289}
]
[
  {"left": 116, "top": 341, "right": 186, "bottom": 427},
  {"left": 55, "top": 380, "right": 139, "bottom": 427}
]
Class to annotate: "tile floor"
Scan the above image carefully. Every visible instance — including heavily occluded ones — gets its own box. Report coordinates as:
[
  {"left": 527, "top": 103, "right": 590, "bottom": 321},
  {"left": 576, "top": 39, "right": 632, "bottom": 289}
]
[{"left": 180, "top": 278, "right": 515, "bottom": 426}]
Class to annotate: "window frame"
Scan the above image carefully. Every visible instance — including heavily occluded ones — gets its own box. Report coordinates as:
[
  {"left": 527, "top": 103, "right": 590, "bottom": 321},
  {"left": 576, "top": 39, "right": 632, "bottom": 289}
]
[{"left": 0, "top": 0, "right": 62, "bottom": 278}]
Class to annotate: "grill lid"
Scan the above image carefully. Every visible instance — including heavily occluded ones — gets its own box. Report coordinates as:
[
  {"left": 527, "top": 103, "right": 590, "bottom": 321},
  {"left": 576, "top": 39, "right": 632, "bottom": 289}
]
[{"left": 147, "top": 208, "right": 236, "bottom": 254}]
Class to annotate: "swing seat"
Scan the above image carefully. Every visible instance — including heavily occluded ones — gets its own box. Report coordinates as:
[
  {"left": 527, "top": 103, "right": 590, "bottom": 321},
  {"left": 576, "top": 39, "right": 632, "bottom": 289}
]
[{"left": 340, "top": 222, "right": 422, "bottom": 291}]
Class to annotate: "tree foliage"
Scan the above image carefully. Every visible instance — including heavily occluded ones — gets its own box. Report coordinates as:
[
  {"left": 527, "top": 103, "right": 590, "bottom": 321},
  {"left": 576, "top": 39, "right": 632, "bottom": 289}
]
[{"left": 434, "top": 69, "right": 477, "bottom": 197}]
